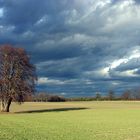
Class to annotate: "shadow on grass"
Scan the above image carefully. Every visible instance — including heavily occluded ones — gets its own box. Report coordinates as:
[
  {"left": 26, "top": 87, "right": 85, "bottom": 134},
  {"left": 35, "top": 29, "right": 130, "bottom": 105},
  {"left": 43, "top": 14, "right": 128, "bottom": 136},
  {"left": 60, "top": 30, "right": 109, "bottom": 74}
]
[{"left": 15, "top": 107, "right": 89, "bottom": 114}]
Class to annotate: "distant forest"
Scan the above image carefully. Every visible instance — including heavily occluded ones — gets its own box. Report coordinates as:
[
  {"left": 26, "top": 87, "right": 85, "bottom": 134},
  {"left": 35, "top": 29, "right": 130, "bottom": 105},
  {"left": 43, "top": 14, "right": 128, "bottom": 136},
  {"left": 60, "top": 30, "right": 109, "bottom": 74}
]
[{"left": 26, "top": 89, "right": 140, "bottom": 102}]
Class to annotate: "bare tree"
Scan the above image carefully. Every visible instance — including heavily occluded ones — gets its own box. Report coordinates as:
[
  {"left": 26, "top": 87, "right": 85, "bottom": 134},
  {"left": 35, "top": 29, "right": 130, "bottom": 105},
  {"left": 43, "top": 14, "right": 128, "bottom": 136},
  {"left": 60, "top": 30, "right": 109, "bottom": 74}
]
[
  {"left": 108, "top": 90, "right": 115, "bottom": 100},
  {"left": 121, "top": 90, "right": 131, "bottom": 100},
  {"left": 0, "top": 45, "right": 36, "bottom": 112},
  {"left": 95, "top": 92, "right": 101, "bottom": 101}
]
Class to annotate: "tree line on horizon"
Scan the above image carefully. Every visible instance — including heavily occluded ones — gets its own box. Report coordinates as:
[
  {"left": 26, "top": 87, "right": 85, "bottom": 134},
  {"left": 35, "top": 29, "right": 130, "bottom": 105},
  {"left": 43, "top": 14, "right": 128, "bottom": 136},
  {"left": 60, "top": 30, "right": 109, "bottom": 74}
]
[{"left": 28, "top": 89, "right": 140, "bottom": 102}]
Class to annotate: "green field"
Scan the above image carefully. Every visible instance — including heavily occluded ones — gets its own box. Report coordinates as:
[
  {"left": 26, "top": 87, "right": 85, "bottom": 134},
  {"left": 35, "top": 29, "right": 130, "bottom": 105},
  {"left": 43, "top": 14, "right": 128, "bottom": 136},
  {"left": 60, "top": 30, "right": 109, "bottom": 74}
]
[{"left": 1, "top": 101, "right": 140, "bottom": 140}]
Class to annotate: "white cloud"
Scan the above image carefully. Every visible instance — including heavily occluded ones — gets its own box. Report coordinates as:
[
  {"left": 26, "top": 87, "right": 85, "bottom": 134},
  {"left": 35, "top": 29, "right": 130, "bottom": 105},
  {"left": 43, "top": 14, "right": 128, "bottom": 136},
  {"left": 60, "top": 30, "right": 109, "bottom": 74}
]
[
  {"left": 60, "top": 92, "right": 67, "bottom": 95},
  {"left": 99, "top": 67, "right": 110, "bottom": 77},
  {"left": 85, "top": 47, "right": 140, "bottom": 79},
  {"left": 101, "top": 0, "right": 140, "bottom": 32},
  {"left": 112, "top": 82, "right": 120, "bottom": 86},
  {"left": 110, "top": 59, "right": 128, "bottom": 69},
  {"left": 0, "top": 8, "right": 3, "bottom": 17},
  {"left": 84, "top": 67, "right": 110, "bottom": 78},
  {"left": 129, "top": 49, "right": 140, "bottom": 59},
  {"left": 35, "top": 15, "right": 49, "bottom": 26},
  {"left": 0, "top": 25, "right": 15, "bottom": 34},
  {"left": 112, "top": 68, "right": 139, "bottom": 77},
  {"left": 108, "top": 47, "right": 140, "bottom": 70},
  {"left": 37, "top": 77, "right": 66, "bottom": 85}
]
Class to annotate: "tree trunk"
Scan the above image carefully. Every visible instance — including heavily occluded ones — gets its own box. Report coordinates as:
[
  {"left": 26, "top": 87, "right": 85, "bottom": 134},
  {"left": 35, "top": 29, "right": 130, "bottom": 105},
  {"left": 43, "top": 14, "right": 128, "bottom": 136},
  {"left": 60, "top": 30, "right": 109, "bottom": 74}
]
[
  {"left": 6, "top": 97, "right": 12, "bottom": 112},
  {"left": 1, "top": 100, "right": 5, "bottom": 112},
  {"left": 0, "top": 98, "right": 12, "bottom": 112}
]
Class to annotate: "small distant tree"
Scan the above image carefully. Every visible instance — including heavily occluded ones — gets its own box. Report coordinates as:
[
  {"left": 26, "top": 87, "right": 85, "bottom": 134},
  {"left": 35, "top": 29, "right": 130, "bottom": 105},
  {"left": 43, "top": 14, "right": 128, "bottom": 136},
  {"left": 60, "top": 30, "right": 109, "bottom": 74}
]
[
  {"left": 95, "top": 92, "right": 101, "bottom": 101},
  {"left": 0, "top": 45, "right": 36, "bottom": 112},
  {"left": 36, "top": 92, "right": 48, "bottom": 102},
  {"left": 121, "top": 90, "right": 131, "bottom": 100},
  {"left": 108, "top": 90, "right": 115, "bottom": 100},
  {"left": 131, "top": 89, "right": 140, "bottom": 100}
]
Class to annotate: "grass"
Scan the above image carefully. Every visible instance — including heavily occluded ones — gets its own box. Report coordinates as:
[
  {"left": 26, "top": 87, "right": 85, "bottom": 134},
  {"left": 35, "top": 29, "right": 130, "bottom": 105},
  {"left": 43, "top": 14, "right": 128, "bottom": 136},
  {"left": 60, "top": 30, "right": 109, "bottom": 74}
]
[{"left": 1, "top": 101, "right": 140, "bottom": 139}]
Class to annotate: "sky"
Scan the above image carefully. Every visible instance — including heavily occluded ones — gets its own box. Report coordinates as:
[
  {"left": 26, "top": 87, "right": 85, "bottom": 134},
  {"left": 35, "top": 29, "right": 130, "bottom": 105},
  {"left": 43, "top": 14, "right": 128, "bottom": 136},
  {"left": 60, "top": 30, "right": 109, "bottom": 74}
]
[{"left": 0, "top": 0, "right": 140, "bottom": 97}]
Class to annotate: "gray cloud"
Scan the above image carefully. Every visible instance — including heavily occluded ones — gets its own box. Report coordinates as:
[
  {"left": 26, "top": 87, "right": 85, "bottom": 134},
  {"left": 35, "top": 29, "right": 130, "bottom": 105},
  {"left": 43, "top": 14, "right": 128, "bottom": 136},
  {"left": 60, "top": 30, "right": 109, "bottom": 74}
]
[{"left": 0, "top": 0, "right": 140, "bottom": 96}]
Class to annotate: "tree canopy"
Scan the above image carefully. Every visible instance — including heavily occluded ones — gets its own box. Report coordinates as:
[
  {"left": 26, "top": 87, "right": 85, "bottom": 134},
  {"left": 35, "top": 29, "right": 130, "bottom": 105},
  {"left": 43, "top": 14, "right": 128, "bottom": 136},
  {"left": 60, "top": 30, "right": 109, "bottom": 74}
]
[{"left": 0, "top": 45, "right": 36, "bottom": 112}]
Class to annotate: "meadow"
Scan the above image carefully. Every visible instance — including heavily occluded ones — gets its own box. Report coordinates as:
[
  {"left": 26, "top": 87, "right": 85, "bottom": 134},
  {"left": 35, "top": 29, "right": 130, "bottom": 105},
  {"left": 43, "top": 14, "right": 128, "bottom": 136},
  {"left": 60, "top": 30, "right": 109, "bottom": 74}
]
[{"left": 1, "top": 101, "right": 140, "bottom": 140}]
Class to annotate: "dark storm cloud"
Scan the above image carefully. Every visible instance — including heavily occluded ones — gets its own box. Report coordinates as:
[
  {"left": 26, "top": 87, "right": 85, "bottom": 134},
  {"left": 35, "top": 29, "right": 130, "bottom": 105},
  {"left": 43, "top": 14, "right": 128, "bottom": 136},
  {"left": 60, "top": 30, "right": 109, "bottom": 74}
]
[
  {"left": 135, "top": 0, "right": 140, "bottom": 4},
  {"left": 1, "top": 0, "right": 71, "bottom": 32},
  {"left": 0, "top": 0, "right": 140, "bottom": 96}
]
